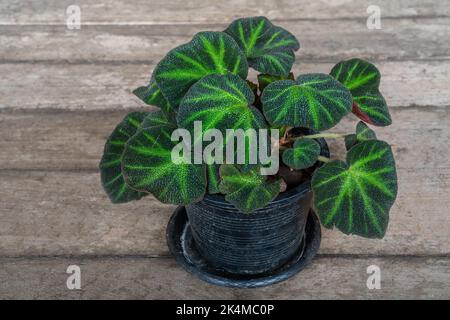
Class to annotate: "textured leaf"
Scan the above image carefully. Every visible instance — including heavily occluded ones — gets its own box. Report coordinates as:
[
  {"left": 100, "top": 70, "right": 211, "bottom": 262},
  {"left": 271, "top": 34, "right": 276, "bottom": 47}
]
[
  {"left": 352, "top": 89, "right": 391, "bottom": 126},
  {"left": 99, "top": 112, "right": 148, "bottom": 203},
  {"left": 330, "top": 58, "right": 392, "bottom": 126},
  {"left": 261, "top": 73, "right": 352, "bottom": 130},
  {"left": 282, "top": 138, "right": 321, "bottom": 170},
  {"left": 140, "top": 109, "right": 174, "bottom": 130},
  {"left": 345, "top": 121, "right": 377, "bottom": 150},
  {"left": 177, "top": 73, "right": 267, "bottom": 165},
  {"left": 246, "top": 80, "right": 258, "bottom": 96},
  {"left": 154, "top": 31, "right": 248, "bottom": 107},
  {"left": 257, "top": 72, "right": 294, "bottom": 91},
  {"left": 122, "top": 113, "right": 206, "bottom": 205},
  {"left": 206, "top": 164, "right": 221, "bottom": 194},
  {"left": 133, "top": 78, "right": 173, "bottom": 114},
  {"left": 177, "top": 73, "right": 266, "bottom": 132},
  {"left": 355, "top": 121, "right": 377, "bottom": 141},
  {"left": 312, "top": 140, "right": 398, "bottom": 238},
  {"left": 344, "top": 134, "right": 357, "bottom": 151},
  {"left": 219, "top": 165, "right": 281, "bottom": 213},
  {"left": 225, "top": 17, "right": 299, "bottom": 76}
]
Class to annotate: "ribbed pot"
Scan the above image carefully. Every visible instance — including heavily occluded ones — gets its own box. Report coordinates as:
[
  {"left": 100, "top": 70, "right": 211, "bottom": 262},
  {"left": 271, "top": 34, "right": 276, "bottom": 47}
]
[
  {"left": 185, "top": 182, "right": 313, "bottom": 275},
  {"left": 186, "top": 131, "right": 328, "bottom": 275}
]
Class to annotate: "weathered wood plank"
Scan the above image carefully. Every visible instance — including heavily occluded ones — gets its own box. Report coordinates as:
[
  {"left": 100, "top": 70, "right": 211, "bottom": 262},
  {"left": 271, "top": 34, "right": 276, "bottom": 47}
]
[
  {"left": 1, "top": 107, "right": 449, "bottom": 256},
  {"left": 0, "top": 256, "right": 448, "bottom": 299},
  {"left": 1, "top": 0, "right": 449, "bottom": 24},
  {"left": 0, "top": 165, "right": 448, "bottom": 257},
  {"left": 1, "top": 107, "right": 448, "bottom": 171},
  {"left": 1, "top": 61, "right": 449, "bottom": 111},
  {"left": 1, "top": 18, "right": 449, "bottom": 62}
]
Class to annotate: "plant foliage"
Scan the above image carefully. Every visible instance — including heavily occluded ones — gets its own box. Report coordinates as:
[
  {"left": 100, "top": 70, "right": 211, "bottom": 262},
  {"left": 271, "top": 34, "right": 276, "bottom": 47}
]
[
  {"left": 312, "top": 140, "right": 397, "bottom": 238},
  {"left": 330, "top": 58, "right": 392, "bottom": 126},
  {"left": 345, "top": 121, "right": 377, "bottom": 150},
  {"left": 99, "top": 112, "right": 149, "bottom": 203},
  {"left": 100, "top": 16, "right": 397, "bottom": 240},
  {"left": 219, "top": 165, "right": 282, "bottom": 213},
  {"left": 282, "top": 138, "right": 321, "bottom": 170},
  {"left": 225, "top": 16, "right": 299, "bottom": 76},
  {"left": 261, "top": 73, "right": 353, "bottom": 130}
]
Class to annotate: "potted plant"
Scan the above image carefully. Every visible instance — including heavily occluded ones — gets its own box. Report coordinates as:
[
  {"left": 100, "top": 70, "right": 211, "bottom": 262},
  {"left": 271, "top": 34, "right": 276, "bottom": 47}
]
[{"left": 100, "top": 16, "right": 397, "bottom": 288}]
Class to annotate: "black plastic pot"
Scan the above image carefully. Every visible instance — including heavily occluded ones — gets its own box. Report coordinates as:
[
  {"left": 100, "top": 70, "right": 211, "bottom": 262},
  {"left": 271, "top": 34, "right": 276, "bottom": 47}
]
[
  {"left": 183, "top": 132, "right": 329, "bottom": 276},
  {"left": 185, "top": 182, "right": 313, "bottom": 275}
]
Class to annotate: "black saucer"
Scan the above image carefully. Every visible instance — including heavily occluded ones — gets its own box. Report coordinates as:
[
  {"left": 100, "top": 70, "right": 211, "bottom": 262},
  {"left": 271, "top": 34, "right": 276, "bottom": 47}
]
[{"left": 166, "top": 206, "right": 321, "bottom": 288}]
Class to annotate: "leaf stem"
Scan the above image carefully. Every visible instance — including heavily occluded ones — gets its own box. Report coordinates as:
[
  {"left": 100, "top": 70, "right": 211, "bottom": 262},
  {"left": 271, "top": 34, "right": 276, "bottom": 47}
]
[
  {"left": 317, "top": 155, "right": 332, "bottom": 163},
  {"left": 282, "top": 126, "right": 292, "bottom": 139}
]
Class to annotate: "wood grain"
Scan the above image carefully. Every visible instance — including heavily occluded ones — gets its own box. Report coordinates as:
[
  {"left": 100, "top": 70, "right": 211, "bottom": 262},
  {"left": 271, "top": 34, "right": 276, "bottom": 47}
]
[
  {"left": 1, "top": 61, "right": 449, "bottom": 111},
  {"left": 1, "top": 107, "right": 448, "bottom": 256},
  {"left": 2, "top": 0, "right": 449, "bottom": 24},
  {"left": 0, "top": 256, "right": 448, "bottom": 299},
  {"left": 1, "top": 0, "right": 449, "bottom": 299},
  {"left": 1, "top": 18, "right": 449, "bottom": 62},
  {"left": 0, "top": 165, "right": 448, "bottom": 257},
  {"left": 1, "top": 105, "right": 449, "bottom": 257},
  {"left": 1, "top": 107, "right": 448, "bottom": 171}
]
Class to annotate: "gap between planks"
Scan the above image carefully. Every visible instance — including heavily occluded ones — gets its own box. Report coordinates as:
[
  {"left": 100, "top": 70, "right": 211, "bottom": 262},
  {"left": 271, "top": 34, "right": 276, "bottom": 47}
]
[
  {"left": 1, "top": 255, "right": 449, "bottom": 299},
  {"left": 1, "top": 253, "right": 450, "bottom": 261}
]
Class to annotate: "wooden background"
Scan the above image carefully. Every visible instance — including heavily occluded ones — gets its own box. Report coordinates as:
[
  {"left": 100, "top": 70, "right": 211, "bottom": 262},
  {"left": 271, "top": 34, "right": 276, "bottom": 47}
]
[{"left": 0, "top": 0, "right": 449, "bottom": 299}]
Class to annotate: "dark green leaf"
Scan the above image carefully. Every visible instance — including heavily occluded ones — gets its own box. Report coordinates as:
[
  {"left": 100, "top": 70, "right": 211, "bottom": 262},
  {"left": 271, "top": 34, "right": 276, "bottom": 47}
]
[
  {"left": 177, "top": 73, "right": 267, "bottom": 167},
  {"left": 356, "top": 121, "right": 377, "bottom": 140},
  {"left": 330, "top": 58, "right": 392, "bottom": 126},
  {"left": 206, "top": 164, "right": 221, "bottom": 194},
  {"left": 257, "top": 72, "right": 294, "bottom": 91},
  {"left": 133, "top": 78, "right": 173, "bottom": 114},
  {"left": 177, "top": 73, "right": 267, "bottom": 160},
  {"left": 312, "top": 140, "right": 398, "bottom": 238},
  {"left": 344, "top": 134, "right": 357, "bottom": 151},
  {"left": 261, "top": 73, "right": 352, "bottom": 130},
  {"left": 122, "top": 113, "right": 206, "bottom": 205},
  {"left": 99, "top": 112, "right": 148, "bottom": 203},
  {"left": 246, "top": 80, "right": 258, "bottom": 96},
  {"left": 282, "top": 138, "right": 321, "bottom": 170},
  {"left": 352, "top": 88, "right": 391, "bottom": 126},
  {"left": 225, "top": 16, "right": 299, "bottom": 76},
  {"left": 177, "top": 73, "right": 266, "bottom": 132},
  {"left": 154, "top": 31, "right": 248, "bottom": 107},
  {"left": 219, "top": 165, "right": 281, "bottom": 213},
  {"left": 140, "top": 109, "right": 174, "bottom": 129},
  {"left": 345, "top": 121, "right": 377, "bottom": 150}
]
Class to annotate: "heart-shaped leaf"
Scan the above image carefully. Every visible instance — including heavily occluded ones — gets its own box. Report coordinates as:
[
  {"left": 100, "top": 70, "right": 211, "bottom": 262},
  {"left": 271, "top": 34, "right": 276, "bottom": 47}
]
[
  {"left": 355, "top": 121, "right": 377, "bottom": 140},
  {"left": 225, "top": 16, "right": 299, "bottom": 76},
  {"left": 352, "top": 89, "right": 391, "bottom": 126},
  {"left": 177, "top": 72, "right": 267, "bottom": 144},
  {"left": 312, "top": 140, "right": 398, "bottom": 238},
  {"left": 261, "top": 73, "right": 352, "bottom": 131},
  {"left": 257, "top": 72, "right": 294, "bottom": 92},
  {"left": 345, "top": 121, "right": 377, "bottom": 150},
  {"left": 154, "top": 31, "right": 248, "bottom": 108},
  {"left": 282, "top": 138, "right": 321, "bottom": 170},
  {"left": 177, "top": 73, "right": 267, "bottom": 168},
  {"left": 330, "top": 58, "right": 392, "bottom": 126},
  {"left": 140, "top": 109, "right": 175, "bottom": 130},
  {"left": 219, "top": 165, "right": 281, "bottom": 213},
  {"left": 133, "top": 78, "right": 173, "bottom": 114},
  {"left": 99, "top": 112, "right": 148, "bottom": 203},
  {"left": 122, "top": 113, "right": 206, "bottom": 205}
]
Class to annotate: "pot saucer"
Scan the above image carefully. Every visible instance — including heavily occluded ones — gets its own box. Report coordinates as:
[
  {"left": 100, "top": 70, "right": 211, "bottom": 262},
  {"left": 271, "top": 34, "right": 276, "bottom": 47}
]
[{"left": 166, "top": 206, "right": 321, "bottom": 288}]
